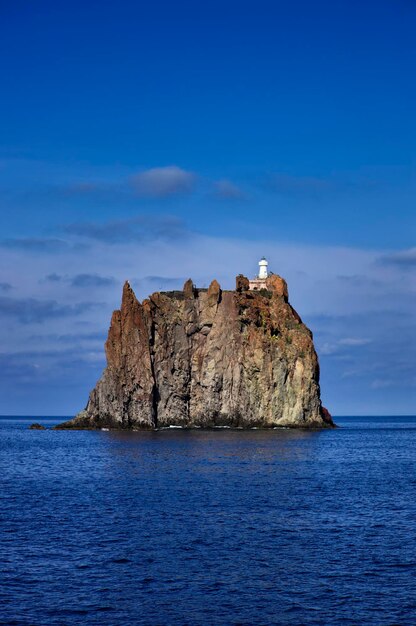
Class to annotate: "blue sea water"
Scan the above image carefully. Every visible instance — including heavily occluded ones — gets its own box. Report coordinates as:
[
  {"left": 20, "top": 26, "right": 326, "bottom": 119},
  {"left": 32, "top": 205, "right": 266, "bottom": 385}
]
[{"left": 1, "top": 416, "right": 415, "bottom": 626}]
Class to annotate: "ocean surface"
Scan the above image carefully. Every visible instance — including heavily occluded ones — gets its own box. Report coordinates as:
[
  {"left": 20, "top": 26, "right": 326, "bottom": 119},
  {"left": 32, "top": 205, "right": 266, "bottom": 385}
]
[{"left": 1, "top": 416, "right": 415, "bottom": 626}]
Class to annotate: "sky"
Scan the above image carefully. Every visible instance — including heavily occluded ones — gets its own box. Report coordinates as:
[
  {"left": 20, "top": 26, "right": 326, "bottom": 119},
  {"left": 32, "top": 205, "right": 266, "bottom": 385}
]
[{"left": 0, "top": 0, "right": 415, "bottom": 415}]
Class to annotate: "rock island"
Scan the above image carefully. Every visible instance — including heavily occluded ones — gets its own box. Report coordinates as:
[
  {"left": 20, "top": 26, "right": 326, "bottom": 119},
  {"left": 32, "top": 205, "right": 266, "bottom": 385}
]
[{"left": 57, "top": 259, "right": 333, "bottom": 430}]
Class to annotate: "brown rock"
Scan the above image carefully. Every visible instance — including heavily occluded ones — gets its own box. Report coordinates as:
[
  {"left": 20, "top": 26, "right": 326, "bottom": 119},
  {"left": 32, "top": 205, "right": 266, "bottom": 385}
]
[
  {"left": 321, "top": 406, "right": 333, "bottom": 425},
  {"left": 266, "top": 274, "right": 289, "bottom": 300},
  {"left": 207, "top": 279, "right": 221, "bottom": 304},
  {"left": 56, "top": 274, "right": 334, "bottom": 430},
  {"left": 183, "top": 278, "right": 196, "bottom": 298},
  {"left": 236, "top": 274, "right": 249, "bottom": 292}
]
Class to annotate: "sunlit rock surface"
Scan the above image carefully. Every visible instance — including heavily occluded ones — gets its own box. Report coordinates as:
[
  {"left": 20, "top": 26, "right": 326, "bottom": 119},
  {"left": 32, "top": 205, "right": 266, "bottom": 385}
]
[{"left": 56, "top": 275, "right": 333, "bottom": 430}]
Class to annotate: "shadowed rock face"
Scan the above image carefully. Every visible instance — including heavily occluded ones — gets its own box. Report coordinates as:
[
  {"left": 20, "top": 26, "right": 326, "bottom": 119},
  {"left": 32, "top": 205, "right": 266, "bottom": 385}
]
[{"left": 56, "top": 275, "right": 334, "bottom": 430}]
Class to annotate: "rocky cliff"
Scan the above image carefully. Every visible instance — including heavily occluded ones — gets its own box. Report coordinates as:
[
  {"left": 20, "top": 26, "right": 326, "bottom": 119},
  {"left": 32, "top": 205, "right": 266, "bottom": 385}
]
[{"left": 57, "top": 274, "right": 333, "bottom": 430}]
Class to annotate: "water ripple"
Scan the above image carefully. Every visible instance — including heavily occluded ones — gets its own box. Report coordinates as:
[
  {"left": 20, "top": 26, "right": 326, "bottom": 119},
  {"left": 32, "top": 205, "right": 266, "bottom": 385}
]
[{"left": 0, "top": 416, "right": 415, "bottom": 625}]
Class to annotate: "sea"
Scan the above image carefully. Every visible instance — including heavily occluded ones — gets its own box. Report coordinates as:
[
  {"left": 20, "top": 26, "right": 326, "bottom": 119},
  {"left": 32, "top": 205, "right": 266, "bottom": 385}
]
[{"left": 1, "top": 415, "right": 415, "bottom": 626}]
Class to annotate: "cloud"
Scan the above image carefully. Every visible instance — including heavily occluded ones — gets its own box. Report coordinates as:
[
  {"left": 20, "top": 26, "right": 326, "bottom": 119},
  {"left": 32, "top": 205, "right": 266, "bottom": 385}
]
[
  {"left": 263, "top": 167, "right": 393, "bottom": 198},
  {"left": 336, "top": 274, "right": 383, "bottom": 288},
  {"left": 44, "top": 273, "right": 62, "bottom": 282},
  {"left": 44, "top": 273, "right": 117, "bottom": 288},
  {"left": 0, "top": 348, "right": 106, "bottom": 385},
  {"left": 0, "top": 352, "right": 41, "bottom": 382},
  {"left": 379, "top": 248, "right": 416, "bottom": 268},
  {"left": 130, "top": 166, "right": 195, "bottom": 197},
  {"left": 370, "top": 378, "right": 397, "bottom": 390},
  {"left": 144, "top": 275, "right": 181, "bottom": 282},
  {"left": 213, "top": 179, "right": 244, "bottom": 199},
  {"left": 338, "top": 337, "right": 372, "bottom": 347},
  {"left": 28, "top": 331, "right": 106, "bottom": 344},
  {"left": 0, "top": 221, "right": 415, "bottom": 414},
  {"left": 18, "top": 165, "right": 196, "bottom": 202},
  {"left": 0, "top": 237, "right": 70, "bottom": 252},
  {"left": 0, "top": 282, "right": 12, "bottom": 292},
  {"left": 70, "top": 274, "right": 117, "bottom": 288},
  {"left": 132, "top": 275, "right": 185, "bottom": 292},
  {"left": 0, "top": 296, "right": 99, "bottom": 324},
  {"left": 319, "top": 337, "right": 372, "bottom": 355},
  {"left": 64, "top": 214, "right": 188, "bottom": 244},
  {"left": 311, "top": 309, "right": 416, "bottom": 384}
]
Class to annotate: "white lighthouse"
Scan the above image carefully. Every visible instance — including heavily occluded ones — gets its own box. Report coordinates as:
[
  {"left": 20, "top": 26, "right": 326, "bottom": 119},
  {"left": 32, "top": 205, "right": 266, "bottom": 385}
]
[
  {"left": 248, "top": 257, "right": 270, "bottom": 290},
  {"left": 258, "top": 257, "right": 268, "bottom": 279}
]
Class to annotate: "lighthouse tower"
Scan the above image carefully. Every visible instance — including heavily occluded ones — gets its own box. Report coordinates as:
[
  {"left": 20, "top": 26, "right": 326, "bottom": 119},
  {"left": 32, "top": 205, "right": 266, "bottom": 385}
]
[
  {"left": 258, "top": 257, "right": 268, "bottom": 279},
  {"left": 248, "top": 257, "right": 270, "bottom": 290}
]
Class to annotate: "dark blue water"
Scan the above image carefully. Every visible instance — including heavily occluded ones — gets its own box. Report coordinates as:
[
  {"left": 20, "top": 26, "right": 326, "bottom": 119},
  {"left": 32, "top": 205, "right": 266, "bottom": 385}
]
[{"left": 1, "top": 416, "right": 415, "bottom": 625}]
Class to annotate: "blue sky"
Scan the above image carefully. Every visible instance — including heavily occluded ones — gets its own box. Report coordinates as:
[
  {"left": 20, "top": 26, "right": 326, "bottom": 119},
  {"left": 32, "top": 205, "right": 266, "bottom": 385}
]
[{"left": 0, "top": 0, "right": 415, "bottom": 415}]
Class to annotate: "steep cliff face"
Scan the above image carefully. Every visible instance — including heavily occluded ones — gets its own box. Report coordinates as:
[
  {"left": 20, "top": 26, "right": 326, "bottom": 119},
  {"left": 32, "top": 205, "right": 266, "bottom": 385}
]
[{"left": 57, "top": 275, "right": 333, "bottom": 430}]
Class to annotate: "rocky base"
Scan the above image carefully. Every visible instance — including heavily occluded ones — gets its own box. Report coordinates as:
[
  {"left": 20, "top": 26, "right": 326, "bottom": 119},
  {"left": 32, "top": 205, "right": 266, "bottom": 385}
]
[{"left": 55, "top": 410, "right": 334, "bottom": 431}]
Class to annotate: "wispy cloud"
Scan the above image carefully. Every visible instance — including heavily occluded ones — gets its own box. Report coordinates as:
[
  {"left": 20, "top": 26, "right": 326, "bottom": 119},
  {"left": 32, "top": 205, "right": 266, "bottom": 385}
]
[
  {"left": 132, "top": 275, "right": 185, "bottom": 292},
  {"left": 339, "top": 337, "right": 372, "bottom": 347},
  {"left": 212, "top": 179, "right": 244, "bottom": 199},
  {"left": 28, "top": 331, "right": 106, "bottom": 344},
  {"left": 64, "top": 215, "right": 189, "bottom": 244},
  {"left": 320, "top": 337, "right": 371, "bottom": 355},
  {"left": 44, "top": 273, "right": 117, "bottom": 288},
  {"left": 336, "top": 274, "right": 383, "bottom": 288},
  {"left": 70, "top": 274, "right": 117, "bottom": 288},
  {"left": 379, "top": 247, "right": 416, "bottom": 268},
  {"left": 263, "top": 167, "right": 392, "bottom": 199},
  {"left": 0, "top": 296, "right": 99, "bottom": 324},
  {"left": 0, "top": 349, "right": 105, "bottom": 385},
  {"left": 44, "top": 273, "right": 62, "bottom": 283},
  {"left": 371, "top": 378, "right": 397, "bottom": 390},
  {"left": 0, "top": 220, "right": 415, "bottom": 414},
  {"left": 0, "top": 237, "right": 71, "bottom": 252},
  {"left": 0, "top": 282, "right": 12, "bottom": 292},
  {"left": 130, "top": 166, "right": 195, "bottom": 197}
]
